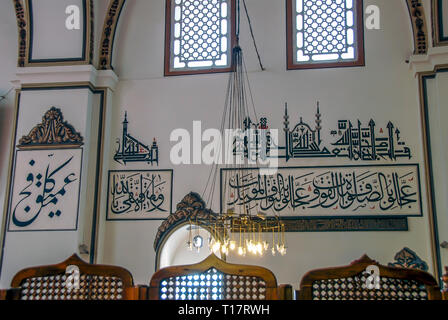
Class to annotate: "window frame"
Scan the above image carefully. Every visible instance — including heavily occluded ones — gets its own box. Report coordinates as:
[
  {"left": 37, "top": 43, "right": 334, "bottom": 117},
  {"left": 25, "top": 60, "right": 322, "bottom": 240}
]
[
  {"left": 286, "top": 0, "right": 365, "bottom": 70},
  {"left": 164, "top": 0, "right": 238, "bottom": 76}
]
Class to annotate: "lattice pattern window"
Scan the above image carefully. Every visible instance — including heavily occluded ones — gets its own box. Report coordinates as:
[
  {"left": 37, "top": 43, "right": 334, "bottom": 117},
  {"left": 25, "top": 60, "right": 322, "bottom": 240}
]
[
  {"left": 287, "top": 0, "right": 364, "bottom": 69},
  {"left": 19, "top": 274, "right": 124, "bottom": 300},
  {"left": 165, "top": 0, "right": 236, "bottom": 75},
  {"left": 159, "top": 268, "right": 267, "bottom": 300},
  {"left": 311, "top": 276, "right": 429, "bottom": 300}
]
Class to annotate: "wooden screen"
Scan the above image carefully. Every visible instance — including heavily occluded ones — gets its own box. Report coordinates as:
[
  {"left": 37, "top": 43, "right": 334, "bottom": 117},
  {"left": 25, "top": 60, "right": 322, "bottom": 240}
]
[
  {"left": 7, "top": 254, "right": 138, "bottom": 300},
  {"left": 298, "top": 255, "right": 442, "bottom": 300},
  {"left": 149, "top": 253, "right": 279, "bottom": 300}
]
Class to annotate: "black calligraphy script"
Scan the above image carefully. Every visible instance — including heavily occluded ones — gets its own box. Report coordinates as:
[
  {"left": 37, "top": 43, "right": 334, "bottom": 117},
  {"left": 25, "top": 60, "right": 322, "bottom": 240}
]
[
  {"left": 109, "top": 172, "right": 168, "bottom": 215},
  {"left": 222, "top": 165, "right": 421, "bottom": 216},
  {"left": 12, "top": 156, "right": 78, "bottom": 227}
]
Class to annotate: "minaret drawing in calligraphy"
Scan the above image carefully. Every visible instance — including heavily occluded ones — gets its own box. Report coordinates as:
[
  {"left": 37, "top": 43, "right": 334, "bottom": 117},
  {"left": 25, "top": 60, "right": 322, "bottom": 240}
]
[
  {"left": 114, "top": 112, "right": 159, "bottom": 165},
  {"left": 283, "top": 102, "right": 331, "bottom": 161},
  {"left": 315, "top": 102, "right": 322, "bottom": 145}
]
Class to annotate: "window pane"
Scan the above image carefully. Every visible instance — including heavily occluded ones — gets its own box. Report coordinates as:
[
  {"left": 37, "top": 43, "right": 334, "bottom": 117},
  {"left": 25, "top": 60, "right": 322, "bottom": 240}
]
[
  {"left": 167, "top": 0, "right": 233, "bottom": 75},
  {"left": 289, "top": 0, "right": 363, "bottom": 68}
]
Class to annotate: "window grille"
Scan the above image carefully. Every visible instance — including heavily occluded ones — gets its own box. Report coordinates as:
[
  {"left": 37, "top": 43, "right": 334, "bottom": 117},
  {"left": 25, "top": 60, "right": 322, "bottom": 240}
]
[
  {"left": 165, "top": 0, "right": 236, "bottom": 75},
  {"left": 287, "top": 0, "right": 364, "bottom": 69}
]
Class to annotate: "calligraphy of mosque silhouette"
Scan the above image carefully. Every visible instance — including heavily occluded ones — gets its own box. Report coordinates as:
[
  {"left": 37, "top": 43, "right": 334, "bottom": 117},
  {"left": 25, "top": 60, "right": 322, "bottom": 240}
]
[
  {"left": 283, "top": 102, "right": 332, "bottom": 161},
  {"left": 282, "top": 102, "right": 412, "bottom": 161},
  {"left": 114, "top": 112, "right": 159, "bottom": 165}
]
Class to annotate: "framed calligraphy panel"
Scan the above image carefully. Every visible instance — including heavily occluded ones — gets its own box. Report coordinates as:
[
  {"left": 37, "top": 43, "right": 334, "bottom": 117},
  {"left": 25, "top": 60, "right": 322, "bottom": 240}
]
[
  {"left": 8, "top": 149, "right": 83, "bottom": 231},
  {"left": 220, "top": 164, "right": 422, "bottom": 218},
  {"left": 106, "top": 170, "right": 173, "bottom": 220}
]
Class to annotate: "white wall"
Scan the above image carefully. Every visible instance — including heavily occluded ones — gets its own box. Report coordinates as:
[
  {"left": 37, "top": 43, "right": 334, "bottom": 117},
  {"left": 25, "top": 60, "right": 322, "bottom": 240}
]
[
  {"left": 0, "top": 87, "right": 103, "bottom": 288},
  {"left": 0, "top": 0, "right": 19, "bottom": 281},
  {"left": 96, "top": 0, "right": 435, "bottom": 288},
  {"left": 0, "top": 0, "right": 445, "bottom": 291}
]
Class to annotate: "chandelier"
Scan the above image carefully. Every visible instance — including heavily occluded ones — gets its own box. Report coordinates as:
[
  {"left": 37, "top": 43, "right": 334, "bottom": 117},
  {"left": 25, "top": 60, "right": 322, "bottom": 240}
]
[{"left": 187, "top": 0, "right": 286, "bottom": 258}]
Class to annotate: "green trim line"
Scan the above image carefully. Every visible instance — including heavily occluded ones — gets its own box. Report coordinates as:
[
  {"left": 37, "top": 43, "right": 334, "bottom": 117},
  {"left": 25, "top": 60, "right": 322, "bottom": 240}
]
[{"left": 437, "top": 0, "right": 448, "bottom": 42}]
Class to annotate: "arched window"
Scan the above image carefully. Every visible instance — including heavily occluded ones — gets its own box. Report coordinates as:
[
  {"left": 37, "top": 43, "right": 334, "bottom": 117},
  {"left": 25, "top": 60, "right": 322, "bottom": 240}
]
[
  {"left": 287, "top": 0, "right": 365, "bottom": 69},
  {"left": 164, "top": 0, "right": 237, "bottom": 76}
]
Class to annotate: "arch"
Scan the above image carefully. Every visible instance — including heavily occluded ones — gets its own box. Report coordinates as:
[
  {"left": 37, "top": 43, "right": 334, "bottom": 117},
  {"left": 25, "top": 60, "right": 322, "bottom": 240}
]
[
  {"left": 157, "top": 223, "right": 216, "bottom": 270},
  {"left": 99, "top": 0, "right": 126, "bottom": 70},
  {"left": 12, "top": 0, "right": 27, "bottom": 67},
  {"left": 405, "top": 0, "right": 429, "bottom": 55},
  {"left": 154, "top": 192, "right": 218, "bottom": 270}
]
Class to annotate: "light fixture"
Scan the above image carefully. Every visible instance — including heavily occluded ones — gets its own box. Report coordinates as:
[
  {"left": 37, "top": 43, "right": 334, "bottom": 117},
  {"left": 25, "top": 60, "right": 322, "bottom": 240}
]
[{"left": 186, "top": 0, "right": 286, "bottom": 258}]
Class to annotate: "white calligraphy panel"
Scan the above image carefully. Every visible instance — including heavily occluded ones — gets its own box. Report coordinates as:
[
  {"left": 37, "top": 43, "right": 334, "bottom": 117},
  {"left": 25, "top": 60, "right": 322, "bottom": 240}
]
[
  {"left": 106, "top": 170, "right": 173, "bottom": 220},
  {"left": 220, "top": 164, "right": 422, "bottom": 217},
  {"left": 9, "top": 149, "right": 83, "bottom": 231}
]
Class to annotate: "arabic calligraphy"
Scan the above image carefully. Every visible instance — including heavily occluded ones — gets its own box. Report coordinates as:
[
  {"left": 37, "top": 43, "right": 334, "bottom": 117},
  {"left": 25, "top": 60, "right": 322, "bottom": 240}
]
[
  {"left": 284, "top": 102, "right": 412, "bottom": 161},
  {"left": 107, "top": 170, "right": 173, "bottom": 220},
  {"left": 9, "top": 149, "right": 83, "bottom": 231},
  {"left": 114, "top": 112, "right": 159, "bottom": 165},
  {"left": 233, "top": 117, "right": 271, "bottom": 161},
  {"left": 237, "top": 103, "right": 413, "bottom": 162},
  {"left": 221, "top": 165, "right": 422, "bottom": 217}
]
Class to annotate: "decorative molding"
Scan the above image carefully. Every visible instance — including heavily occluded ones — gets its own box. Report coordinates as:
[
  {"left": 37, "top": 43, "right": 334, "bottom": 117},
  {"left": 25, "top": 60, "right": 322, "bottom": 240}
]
[
  {"left": 388, "top": 247, "right": 429, "bottom": 272},
  {"left": 153, "top": 192, "right": 217, "bottom": 251},
  {"left": 409, "top": 46, "right": 448, "bottom": 75},
  {"left": 99, "top": 0, "right": 126, "bottom": 70},
  {"left": 89, "top": 0, "right": 94, "bottom": 63},
  {"left": 405, "top": 0, "right": 429, "bottom": 55},
  {"left": 13, "top": 0, "right": 27, "bottom": 67},
  {"left": 13, "top": 65, "right": 119, "bottom": 90},
  {"left": 18, "top": 107, "right": 84, "bottom": 149}
]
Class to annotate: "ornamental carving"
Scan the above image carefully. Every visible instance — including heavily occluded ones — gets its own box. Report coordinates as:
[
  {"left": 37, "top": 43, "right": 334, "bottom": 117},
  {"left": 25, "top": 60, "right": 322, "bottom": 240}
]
[
  {"left": 18, "top": 107, "right": 84, "bottom": 148},
  {"left": 153, "top": 192, "right": 217, "bottom": 251},
  {"left": 388, "top": 247, "right": 429, "bottom": 272},
  {"left": 99, "top": 0, "right": 126, "bottom": 70},
  {"left": 13, "top": 0, "right": 27, "bottom": 67},
  {"left": 406, "top": 0, "right": 428, "bottom": 55}
]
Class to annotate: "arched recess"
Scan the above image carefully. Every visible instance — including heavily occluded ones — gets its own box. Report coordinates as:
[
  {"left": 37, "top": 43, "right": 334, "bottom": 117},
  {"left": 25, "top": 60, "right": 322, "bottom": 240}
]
[
  {"left": 13, "top": 0, "right": 94, "bottom": 67},
  {"left": 154, "top": 192, "right": 219, "bottom": 271},
  {"left": 158, "top": 224, "right": 217, "bottom": 269},
  {"left": 99, "top": 0, "right": 126, "bottom": 70}
]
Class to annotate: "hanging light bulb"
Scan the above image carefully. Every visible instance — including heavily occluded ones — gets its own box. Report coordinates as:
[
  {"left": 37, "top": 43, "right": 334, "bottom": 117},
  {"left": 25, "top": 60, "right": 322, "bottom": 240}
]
[
  {"left": 256, "top": 242, "right": 263, "bottom": 255},
  {"left": 191, "top": 8, "right": 287, "bottom": 260},
  {"left": 221, "top": 243, "right": 228, "bottom": 254},
  {"left": 263, "top": 241, "right": 269, "bottom": 251},
  {"left": 212, "top": 240, "right": 221, "bottom": 254}
]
